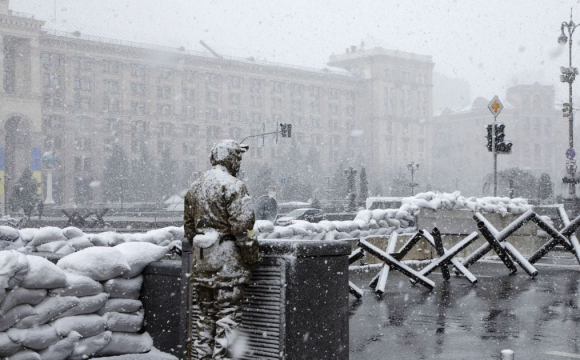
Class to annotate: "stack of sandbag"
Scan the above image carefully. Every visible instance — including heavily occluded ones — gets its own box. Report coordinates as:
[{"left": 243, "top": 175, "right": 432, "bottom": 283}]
[
  {"left": 3, "top": 226, "right": 185, "bottom": 256},
  {"left": 0, "top": 240, "right": 168, "bottom": 359}
]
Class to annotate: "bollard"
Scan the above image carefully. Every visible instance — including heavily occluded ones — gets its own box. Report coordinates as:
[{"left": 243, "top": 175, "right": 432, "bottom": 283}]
[{"left": 500, "top": 349, "right": 514, "bottom": 360}]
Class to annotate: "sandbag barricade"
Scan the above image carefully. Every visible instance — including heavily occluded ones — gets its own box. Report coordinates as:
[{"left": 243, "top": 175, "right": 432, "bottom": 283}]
[{"left": 0, "top": 240, "right": 170, "bottom": 359}]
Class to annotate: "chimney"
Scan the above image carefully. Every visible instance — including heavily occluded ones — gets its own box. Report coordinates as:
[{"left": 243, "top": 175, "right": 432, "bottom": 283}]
[{"left": 0, "top": 0, "right": 9, "bottom": 15}]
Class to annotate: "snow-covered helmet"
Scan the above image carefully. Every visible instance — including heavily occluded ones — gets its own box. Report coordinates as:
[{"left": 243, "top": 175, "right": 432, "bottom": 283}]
[{"left": 209, "top": 139, "right": 249, "bottom": 175}]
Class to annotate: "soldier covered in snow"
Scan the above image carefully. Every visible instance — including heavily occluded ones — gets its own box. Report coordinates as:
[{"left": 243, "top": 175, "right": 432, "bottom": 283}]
[{"left": 184, "top": 139, "right": 261, "bottom": 359}]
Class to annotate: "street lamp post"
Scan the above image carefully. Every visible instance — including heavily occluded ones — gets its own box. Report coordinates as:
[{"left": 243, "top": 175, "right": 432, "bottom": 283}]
[
  {"left": 407, "top": 161, "right": 419, "bottom": 196},
  {"left": 558, "top": 9, "right": 579, "bottom": 199}
]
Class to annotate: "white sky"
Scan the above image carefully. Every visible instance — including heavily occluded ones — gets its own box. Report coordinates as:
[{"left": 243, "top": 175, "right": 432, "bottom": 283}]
[{"left": 11, "top": 0, "right": 580, "bottom": 102}]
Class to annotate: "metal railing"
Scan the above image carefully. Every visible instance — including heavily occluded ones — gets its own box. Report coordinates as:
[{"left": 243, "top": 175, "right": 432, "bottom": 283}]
[{"left": 42, "top": 28, "right": 354, "bottom": 77}]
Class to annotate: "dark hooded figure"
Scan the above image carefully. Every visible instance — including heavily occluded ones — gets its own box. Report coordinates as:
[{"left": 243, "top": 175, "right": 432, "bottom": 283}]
[{"left": 184, "top": 139, "right": 260, "bottom": 359}]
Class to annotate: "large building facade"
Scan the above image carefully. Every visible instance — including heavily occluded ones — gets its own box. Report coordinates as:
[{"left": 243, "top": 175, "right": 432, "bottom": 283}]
[{"left": 0, "top": 1, "right": 434, "bottom": 210}]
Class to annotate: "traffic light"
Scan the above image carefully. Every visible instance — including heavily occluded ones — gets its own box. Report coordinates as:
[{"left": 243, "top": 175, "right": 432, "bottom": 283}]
[
  {"left": 563, "top": 103, "right": 571, "bottom": 118},
  {"left": 280, "top": 123, "right": 292, "bottom": 138},
  {"left": 494, "top": 123, "right": 512, "bottom": 154},
  {"left": 485, "top": 124, "right": 493, "bottom": 152}
]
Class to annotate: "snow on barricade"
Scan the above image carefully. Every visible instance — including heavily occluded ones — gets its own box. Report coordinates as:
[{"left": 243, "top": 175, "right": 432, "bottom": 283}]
[
  {"left": 0, "top": 225, "right": 176, "bottom": 359},
  {"left": 253, "top": 192, "right": 535, "bottom": 239}
]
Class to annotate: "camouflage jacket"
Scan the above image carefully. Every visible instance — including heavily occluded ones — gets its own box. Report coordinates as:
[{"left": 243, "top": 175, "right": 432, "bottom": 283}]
[{"left": 184, "top": 165, "right": 260, "bottom": 288}]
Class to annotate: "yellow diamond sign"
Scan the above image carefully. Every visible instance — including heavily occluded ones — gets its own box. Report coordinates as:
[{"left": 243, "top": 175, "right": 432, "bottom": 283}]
[{"left": 488, "top": 95, "right": 503, "bottom": 117}]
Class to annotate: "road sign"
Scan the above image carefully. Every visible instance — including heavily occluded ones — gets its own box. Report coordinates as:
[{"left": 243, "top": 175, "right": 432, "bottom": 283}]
[
  {"left": 488, "top": 96, "right": 504, "bottom": 118},
  {"left": 567, "top": 148, "right": 576, "bottom": 160}
]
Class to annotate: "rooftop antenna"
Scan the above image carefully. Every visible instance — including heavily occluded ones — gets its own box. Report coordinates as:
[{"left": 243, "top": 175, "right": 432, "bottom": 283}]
[{"left": 199, "top": 40, "right": 223, "bottom": 59}]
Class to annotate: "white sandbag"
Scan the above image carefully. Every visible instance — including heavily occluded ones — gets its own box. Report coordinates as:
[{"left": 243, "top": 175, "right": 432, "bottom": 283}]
[
  {"left": 57, "top": 247, "right": 130, "bottom": 281},
  {"left": 67, "top": 236, "right": 94, "bottom": 252},
  {"left": 51, "top": 315, "right": 107, "bottom": 338},
  {"left": 291, "top": 235, "right": 304, "bottom": 240},
  {"left": 0, "top": 332, "right": 21, "bottom": 357},
  {"left": 62, "top": 227, "right": 84, "bottom": 240},
  {"left": 6, "top": 349, "right": 40, "bottom": 360},
  {"left": 158, "top": 240, "right": 171, "bottom": 247},
  {"left": 49, "top": 272, "right": 103, "bottom": 297},
  {"left": 8, "top": 324, "right": 59, "bottom": 350},
  {"left": 343, "top": 221, "right": 359, "bottom": 232},
  {"left": 104, "top": 310, "right": 144, "bottom": 332},
  {"left": 141, "top": 229, "right": 172, "bottom": 245},
  {"left": 104, "top": 275, "right": 143, "bottom": 299},
  {"left": 166, "top": 226, "right": 185, "bottom": 240},
  {"left": 19, "top": 255, "right": 67, "bottom": 289},
  {"left": 333, "top": 221, "right": 350, "bottom": 233},
  {"left": 318, "top": 221, "right": 337, "bottom": 232},
  {"left": 386, "top": 209, "right": 398, "bottom": 218},
  {"left": 287, "top": 225, "right": 307, "bottom": 236},
  {"left": 348, "top": 230, "right": 361, "bottom": 238},
  {"left": 69, "top": 331, "right": 112, "bottom": 360},
  {"left": 394, "top": 210, "right": 409, "bottom": 220},
  {"left": 96, "top": 299, "right": 142, "bottom": 315},
  {"left": 368, "top": 219, "right": 379, "bottom": 229},
  {"left": 0, "top": 227, "right": 20, "bottom": 242},
  {"left": 359, "top": 231, "right": 369, "bottom": 238},
  {"left": 36, "top": 241, "right": 67, "bottom": 253},
  {"left": 293, "top": 220, "right": 316, "bottom": 232},
  {"left": 367, "top": 229, "right": 378, "bottom": 236},
  {"left": 95, "top": 332, "right": 153, "bottom": 357},
  {"left": 28, "top": 228, "right": 66, "bottom": 248},
  {"left": 354, "top": 210, "right": 372, "bottom": 223},
  {"left": 89, "top": 232, "right": 120, "bottom": 247},
  {"left": 264, "top": 232, "right": 280, "bottom": 240},
  {"left": 0, "top": 288, "right": 46, "bottom": 315},
  {"left": 4, "top": 239, "right": 26, "bottom": 251},
  {"left": 375, "top": 228, "right": 390, "bottom": 236},
  {"left": 253, "top": 220, "right": 275, "bottom": 234},
  {"left": 353, "top": 219, "right": 369, "bottom": 231},
  {"left": 114, "top": 243, "right": 167, "bottom": 279},
  {"left": 377, "top": 220, "right": 389, "bottom": 228},
  {"left": 387, "top": 218, "right": 401, "bottom": 228},
  {"left": 17, "top": 229, "right": 38, "bottom": 243},
  {"left": 371, "top": 209, "right": 390, "bottom": 222},
  {"left": 335, "top": 232, "right": 351, "bottom": 240},
  {"left": 38, "top": 331, "right": 82, "bottom": 360},
  {"left": 312, "top": 231, "right": 326, "bottom": 241},
  {"left": 257, "top": 233, "right": 269, "bottom": 239},
  {"left": 0, "top": 250, "right": 29, "bottom": 290},
  {"left": 14, "top": 296, "right": 79, "bottom": 329},
  {"left": 414, "top": 192, "right": 435, "bottom": 201},
  {"left": 55, "top": 245, "right": 75, "bottom": 256},
  {"left": 324, "top": 230, "right": 337, "bottom": 241},
  {"left": 277, "top": 227, "right": 294, "bottom": 239},
  {"left": 0, "top": 304, "right": 37, "bottom": 332},
  {"left": 54, "top": 293, "right": 109, "bottom": 319}
]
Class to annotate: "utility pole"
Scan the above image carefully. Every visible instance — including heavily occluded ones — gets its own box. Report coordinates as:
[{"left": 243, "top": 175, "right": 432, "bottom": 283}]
[{"left": 487, "top": 96, "right": 508, "bottom": 197}]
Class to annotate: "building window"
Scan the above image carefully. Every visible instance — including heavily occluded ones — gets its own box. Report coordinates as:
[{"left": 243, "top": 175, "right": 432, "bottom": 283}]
[
  {"left": 272, "top": 98, "right": 282, "bottom": 111},
  {"left": 206, "top": 108, "right": 219, "bottom": 121},
  {"left": 310, "top": 86, "right": 321, "bottom": 99},
  {"left": 310, "top": 102, "right": 320, "bottom": 114},
  {"left": 131, "top": 63, "right": 146, "bottom": 76},
  {"left": 74, "top": 57, "right": 92, "bottom": 71},
  {"left": 250, "top": 95, "right": 262, "bottom": 107},
  {"left": 290, "top": 84, "right": 303, "bottom": 96},
  {"left": 229, "top": 110, "right": 241, "bottom": 122},
  {"left": 346, "top": 105, "right": 356, "bottom": 117},
  {"left": 329, "top": 88, "right": 339, "bottom": 99},
  {"left": 158, "top": 68, "right": 172, "bottom": 80},
  {"left": 328, "top": 103, "right": 338, "bottom": 115},
  {"left": 182, "top": 143, "right": 196, "bottom": 156},
  {"left": 272, "top": 82, "right": 283, "bottom": 94},
  {"left": 131, "top": 83, "right": 146, "bottom": 96},
  {"left": 42, "top": 115, "right": 64, "bottom": 130},
  {"left": 250, "top": 113, "right": 262, "bottom": 124},
  {"left": 311, "top": 118, "right": 320, "bottom": 128},
  {"left": 103, "top": 98, "right": 120, "bottom": 112},
  {"left": 103, "top": 80, "right": 119, "bottom": 94},
  {"left": 184, "top": 70, "right": 196, "bottom": 83},
  {"left": 182, "top": 106, "right": 196, "bottom": 119},
  {"left": 205, "top": 73, "right": 220, "bottom": 85},
  {"left": 74, "top": 137, "right": 92, "bottom": 151},
  {"left": 229, "top": 76, "right": 241, "bottom": 89},
  {"left": 206, "top": 126, "right": 222, "bottom": 139},
  {"left": 157, "top": 86, "right": 172, "bottom": 99},
  {"left": 131, "top": 101, "right": 146, "bottom": 115},
  {"left": 182, "top": 88, "right": 195, "bottom": 101},
  {"left": 229, "top": 93, "right": 241, "bottom": 105},
  {"left": 157, "top": 104, "right": 171, "bottom": 115},
  {"left": 206, "top": 91, "right": 219, "bottom": 104},
  {"left": 103, "top": 60, "right": 120, "bottom": 74},
  {"left": 249, "top": 78, "right": 262, "bottom": 93}
]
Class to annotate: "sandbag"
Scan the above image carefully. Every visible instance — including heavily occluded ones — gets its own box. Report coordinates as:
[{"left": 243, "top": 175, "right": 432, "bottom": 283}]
[
  {"left": 90, "top": 232, "right": 123, "bottom": 247},
  {"left": 0, "top": 227, "right": 20, "bottom": 242},
  {"left": 69, "top": 331, "right": 111, "bottom": 360},
  {"left": 0, "top": 332, "right": 21, "bottom": 357},
  {"left": 38, "top": 331, "right": 82, "bottom": 360},
  {"left": 96, "top": 299, "right": 142, "bottom": 315},
  {"left": 13, "top": 296, "right": 79, "bottom": 329},
  {"left": 253, "top": 220, "right": 275, "bottom": 234},
  {"left": 167, "top": 226, "right": 185, "bottom": 240},
  {"left": 0, "top": 250, "right": 29, "bottom": 290},
  {"left": 17, "top": 229, "right": 37, "bottom": 244},
  {"left": 4, "top": 239, "right": 26, "bottom": 251},
  {"left": 19, "top": 256, "right": 67, "bottom": 289},
  {"left": 49, "top": 272, "right": 103, "bottom": 297},
  {"left": 0, "top": 288, "right": 46, "bottom": 315},
  {"left": 36, "top": 241, "right": 68, "bottom": 254},
  {"left": 55, "top": 245, "right": 75, "bottom": 256},
  {"left": 354, "top": 210, "right": 372, "bottom": 223},
  {"left": 67, "top": 236, "right": 94, "bottom": 252},
  {"left": 114, "top": 242, "right": 167, "bottom": 278},
  {"left": 318, "top": 221, "right": 337, "bottom": 232},
  {"left": 51, "top": 315, "right": 107, "bottom": 338},
  {"left": 62, "top": 227, "right": 84, "bottom": 240},
  {"left": 57, "top": 247, "right": 130, "bottom": 281},
  {"left": 6, "top": 349, "right": 40, "bottom": 360},
  {"left": 0, "top": 304, "right": 37, "bottom": 332},
  {"left": 104, "top": 310, "right": 144, "bottom": 332},
  {"left": 348, "top": 230, "right": 361, "bottom": 238},
  {"left": 95, "top": 332, "right": 152, "bottom": 357},
  {"left": 104, "top": 275, "right": 143, "bottom": 299},
  {"left": 324, "top": 230, "right": 337, "bottom": 241},
  {"left": 7, "top": 324, "right": 59, "bottom": 350},
  {"left": 54, "top": 293, "right": 109, "bottom": 319},
  {"left": 28, "top": 227, "right": 66, "bottom": 247},
  {"left": 312, "top": 232, "right": 326, "bottom": 241}
]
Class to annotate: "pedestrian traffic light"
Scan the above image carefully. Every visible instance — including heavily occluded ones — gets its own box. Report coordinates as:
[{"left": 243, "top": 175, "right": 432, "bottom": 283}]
[
  {"left": 494, "top": 123, "right": 512, "bottom": 154},
  {"left": 494, "top": 123, "right": 505, "bottom": 144},
  {"left": 485, "top": 124, "right": 493, "bottom": 152},
  {"left": 563, "top": 103, "right": 571, "bottom": 118},
  {"left": 287, "top": 124, "right": 292, "bottom": 138}
]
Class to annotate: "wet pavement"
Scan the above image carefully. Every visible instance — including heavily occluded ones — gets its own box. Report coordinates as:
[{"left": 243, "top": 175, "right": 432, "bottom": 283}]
[{"left": 349, "top": 259, "right": 580, "bottom": 359}]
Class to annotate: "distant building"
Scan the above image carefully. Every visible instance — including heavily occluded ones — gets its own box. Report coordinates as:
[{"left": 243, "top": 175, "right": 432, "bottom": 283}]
[
  {"left": 433, "top": 83, "right": 569, "bottom": 197},
  {"left": 0, "top": 0, "right": 435, "bottom": 210},
  {"left": 432, "top": 72, "right": 471, "bottom": 115}
]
